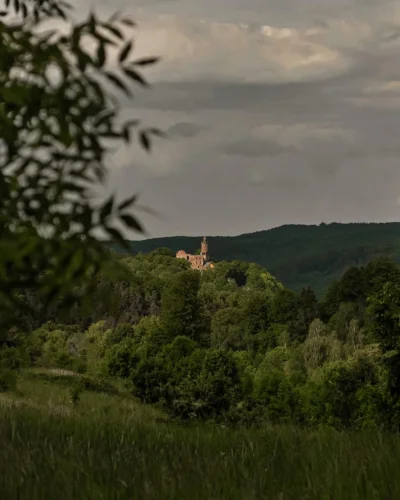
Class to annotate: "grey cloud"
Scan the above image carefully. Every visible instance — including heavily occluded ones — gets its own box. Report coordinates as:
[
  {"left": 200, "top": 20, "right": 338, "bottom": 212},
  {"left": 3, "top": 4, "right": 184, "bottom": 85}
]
[
  {"left": 300, "top": 138, "right": 363, "bottom": 176},
  {"left": 135, "top": 79, "right": 339, "bottom": 117},
  {"left": 167, "top": 122, "right": 205, "bottom": 137},
  {"left": 21, "top": 0, "right": 400, "bottom": 239},
  {"left": 128, "top": 0, "right": 391, "bottom": 27},
  {"left": 99, "top": 0, "right": 400, "bottom": 237},
  {"left": 108, "top": 145, "right": 400, "bottom": 238},
  {"left": 222, "top": 138, "right": 294, "bottom": 158},
  {"left": 379, "top": 29, "right": 400, "bottom": 43},
  {"left": 313, "top": 19, "right": 329, "bottom": 28}
]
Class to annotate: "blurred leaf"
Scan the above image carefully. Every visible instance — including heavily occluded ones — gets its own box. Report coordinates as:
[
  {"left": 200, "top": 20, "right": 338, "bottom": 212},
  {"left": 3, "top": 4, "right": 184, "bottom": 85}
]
[
  {"left": 92, "top": 30, "right": 115, "bottom": 46},
  {"left": 119, "top": 40, "right": 133, "bottom": 63},
  {"left": 120, "top": 213, "right": 143, "bottom": 233},
  {"left": 122, "top": 126, "right": 130, "bottom": 142},
  {"left": 59, "top": 1, "right": 73, "bottom": 10},
  {"left": 66, "top": 249, "right": 85, "bottom": 279},
  {"left": 132, "top": 57, "right": 160, "bottom": 66},
  {"left": 100, "top": 196, "right": 114, "bottom": 221},
  {"left": 88, "top": 12, "right": 96, "bottom": 33},
  {"left": 125, "top": 119, "right": 140, "bottom": 128},
  {"left": 146, "top": 127, "right": 167, "bottom": 139},
  {"left": 120, "top": 18, "right": 136, "bottom": 27},
  {"left": 121, "top": 120, "right": 139, "bottom": 142},
  {"left": 97, "top": 43, "right": 106, "bottom": 67},
  {"left": 105, "top": 72, "right": 132, "bottom": 96},
  {"left": 118, "top": 194, "right": 138, "bottom": 212},
  {"left": 123, "top": 67, "right": 148, "bottom": 87},
  {"left": 102, "top": 23, "right": 123, "bottom": 39},
  {"left": 0, "top": 1, "right": 158, "bottom": 329},
  {"left": 139, "top": 131, "right": 150, "bottom": 151},
  {"left": 53, "top": 4, "right": 66, "bottom": 20},
  {"left": 105, "top": 226, "right": 124, "bottom": 244}
]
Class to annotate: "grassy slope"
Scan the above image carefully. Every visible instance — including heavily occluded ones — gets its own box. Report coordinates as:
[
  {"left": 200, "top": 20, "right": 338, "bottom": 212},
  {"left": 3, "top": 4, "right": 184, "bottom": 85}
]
[
  {"left": 2, "top": 372, "right": 400, "bottom": 499},
  {"left": 117, "top": 222, "right": 400, "bottom": 296}
]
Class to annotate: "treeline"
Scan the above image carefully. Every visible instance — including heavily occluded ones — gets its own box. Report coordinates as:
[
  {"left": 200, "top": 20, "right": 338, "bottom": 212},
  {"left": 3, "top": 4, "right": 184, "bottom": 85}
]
[
  {"left": 3, "top": 250, "right": 400, "bottom": 429},
  {"left": 117, "top": 222, "right": 400, "bottom": 296}
]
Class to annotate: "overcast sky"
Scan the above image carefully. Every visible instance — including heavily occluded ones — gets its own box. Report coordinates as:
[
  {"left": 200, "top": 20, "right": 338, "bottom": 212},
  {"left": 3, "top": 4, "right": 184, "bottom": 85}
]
[{"left": 86, "top": 0, "right": 400, "bottom": 237}]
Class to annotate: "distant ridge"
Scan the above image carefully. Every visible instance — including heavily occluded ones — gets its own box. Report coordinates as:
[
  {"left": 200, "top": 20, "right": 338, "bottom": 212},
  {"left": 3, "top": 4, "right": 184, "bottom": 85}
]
[{"left": 113, "top": 222, "right": 400, "bottom": 296}]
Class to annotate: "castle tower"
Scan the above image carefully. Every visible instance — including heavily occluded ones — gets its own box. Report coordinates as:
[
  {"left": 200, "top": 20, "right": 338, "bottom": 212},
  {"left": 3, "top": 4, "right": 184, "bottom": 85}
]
[{"left": 201, "top": 236, "right": 208, "bottom": 262}]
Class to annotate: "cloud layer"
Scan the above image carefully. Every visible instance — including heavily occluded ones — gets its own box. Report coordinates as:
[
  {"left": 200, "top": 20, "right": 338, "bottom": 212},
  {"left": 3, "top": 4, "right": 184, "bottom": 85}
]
[{"left": 88, "top": 0, "right": 400, "bottom": 237}]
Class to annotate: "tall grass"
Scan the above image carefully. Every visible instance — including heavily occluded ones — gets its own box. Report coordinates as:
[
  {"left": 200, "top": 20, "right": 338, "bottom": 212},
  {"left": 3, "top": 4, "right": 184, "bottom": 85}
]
[{"left": 1, "top": 373, "right": 400, "bottom": 499}]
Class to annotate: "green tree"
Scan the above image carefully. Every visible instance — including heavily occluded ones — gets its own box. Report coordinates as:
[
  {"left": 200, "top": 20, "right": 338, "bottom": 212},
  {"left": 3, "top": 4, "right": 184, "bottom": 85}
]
[
  {"left": 294, "top": 287, "right": 320, "bottom": 340},
  {"left": 210, "top": 307, "right": 247, "bottom": 349},
  {"left": 106, "top": 338, "right": 138, "bottom": 378},
  {"left": 306, "top": 359, "right": 379, "bottom": 428},
  {"left": 368, "top": 281, "right": 400, "bottom": 396},
  {"left": 253, "top": 367, "right": 298, "bottom": 422},
  {"left": 364, "top": 258, "right": 400, "bottom": 296},
  {"left": 329, "top": 302, "right": 359, "bottom": 342},
  {"left": 161, "top": 271, "right": 204, "bottom": 341},
  {"left": 245, "top": 292, "right": 271, "bottom": 335},
  {"left": 192, "top": 349, "right": 242, "bottom": 418},
  {"left": 0, "top": 0, "right": 161, "bottom": 335},
  {"left": 322, "top": 267, "right": 366, "bottom": 318},
  {"left": 368, "top": 282, "right": 400, "bottom": 353},
  {"left": 270, "top": 288, "right": 298, "bottom": 325},
  {"left": 246, "top": 263, "right": 283, "bottom": 294}
]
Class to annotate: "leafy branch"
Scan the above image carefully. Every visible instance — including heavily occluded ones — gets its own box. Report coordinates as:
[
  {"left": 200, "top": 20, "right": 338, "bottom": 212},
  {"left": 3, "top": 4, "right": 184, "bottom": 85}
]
[{"left": 0, "top": 0, "right": 164, "bottom": 328}]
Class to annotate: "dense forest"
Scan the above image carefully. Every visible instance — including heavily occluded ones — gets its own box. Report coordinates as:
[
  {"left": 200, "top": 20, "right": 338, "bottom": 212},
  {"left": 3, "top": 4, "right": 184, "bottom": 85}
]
[
  {"left": 3, "top": 249, "right": 400, "bottom": 430},
  {"left": 114, "top": 222, "right": 400, "bottom": 296}
]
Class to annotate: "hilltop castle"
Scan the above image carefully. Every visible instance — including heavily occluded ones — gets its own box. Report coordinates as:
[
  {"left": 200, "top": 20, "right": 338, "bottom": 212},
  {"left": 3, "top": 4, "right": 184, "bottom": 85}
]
[{"left": 176, "top": 237, "right": 214, "bottom": 270}]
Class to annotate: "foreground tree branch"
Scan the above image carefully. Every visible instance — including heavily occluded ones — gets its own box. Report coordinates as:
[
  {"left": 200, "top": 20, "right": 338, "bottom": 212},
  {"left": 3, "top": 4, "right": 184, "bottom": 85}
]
[{"left": 0, "top": 0, "right": 161, "bottom": 330}]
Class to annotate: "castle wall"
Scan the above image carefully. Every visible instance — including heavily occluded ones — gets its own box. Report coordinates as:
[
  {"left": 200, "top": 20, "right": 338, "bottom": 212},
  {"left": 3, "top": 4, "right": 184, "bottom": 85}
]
[
  {"left": 188, "top": 255, "right": 205, "bottom": 270},
  {"left": 176, "top": 250, "right": 187, "bottom": 259},
  {"left": 176, "top": 238, "right": 211, "bottom": 270}
]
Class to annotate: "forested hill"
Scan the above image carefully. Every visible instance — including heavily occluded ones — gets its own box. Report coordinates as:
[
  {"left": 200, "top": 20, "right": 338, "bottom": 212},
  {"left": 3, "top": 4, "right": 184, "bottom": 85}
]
[{"left": 119, "top": 222, "right": 400, "bottom": 296}]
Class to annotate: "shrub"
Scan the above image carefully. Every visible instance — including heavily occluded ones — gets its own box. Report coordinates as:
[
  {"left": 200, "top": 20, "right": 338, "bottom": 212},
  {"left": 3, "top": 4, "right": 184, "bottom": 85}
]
[
  {"left": 0, "top": 369, "right": 17, "bottom": 392},
  {"left": 253, "top": 368, "right": 299, "bottom": 422},
  {"left": 106, "top": 339, "right": 139, "bottom": 378}
]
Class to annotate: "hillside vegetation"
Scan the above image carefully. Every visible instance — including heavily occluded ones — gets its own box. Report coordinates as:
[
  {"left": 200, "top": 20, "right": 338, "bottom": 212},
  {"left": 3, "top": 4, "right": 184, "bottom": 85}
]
[
  {"left": 3, "top": 249, "right": 400, "bottom": 430},
  {"left": 3, "top": 247, "right": 400, "bottom": 496},
  {"left": 117, "top": 222, "right": 400, "bottom": 295}
]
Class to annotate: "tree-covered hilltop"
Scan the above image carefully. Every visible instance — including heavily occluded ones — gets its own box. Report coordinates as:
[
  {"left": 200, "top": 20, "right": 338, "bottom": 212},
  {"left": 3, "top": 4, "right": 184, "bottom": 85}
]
[
  {"left": 115, "top": 222, "right": 400, "bottom": 296},
  {"left": 5, "top": 249, "right": 400, "bottom": 430}
]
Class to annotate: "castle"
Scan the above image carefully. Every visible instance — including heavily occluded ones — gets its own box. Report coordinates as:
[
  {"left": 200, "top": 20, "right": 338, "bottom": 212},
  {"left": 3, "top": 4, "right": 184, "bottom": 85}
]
[{"left": 176, "top": 237, "right": 214, "bottom": 270}]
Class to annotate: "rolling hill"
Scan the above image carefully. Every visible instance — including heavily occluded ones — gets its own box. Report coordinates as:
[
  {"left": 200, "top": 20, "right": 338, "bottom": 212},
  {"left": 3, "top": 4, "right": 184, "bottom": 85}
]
[{"left": 115, "top": 222, "right": 400, "bottom": 296}]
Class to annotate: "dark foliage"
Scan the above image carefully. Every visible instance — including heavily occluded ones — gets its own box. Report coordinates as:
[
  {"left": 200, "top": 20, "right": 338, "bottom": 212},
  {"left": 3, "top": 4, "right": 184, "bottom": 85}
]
[
  {"left": 115, "top": 222, "right": 400, "bottom": 296},
  {"left": 5, "top": 248, "right": 400, "bottom": 430}
]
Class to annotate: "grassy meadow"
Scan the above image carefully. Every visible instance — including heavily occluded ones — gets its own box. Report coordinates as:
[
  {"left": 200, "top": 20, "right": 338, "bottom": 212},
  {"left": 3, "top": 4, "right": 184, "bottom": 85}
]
[{"left": 0, "top": 371, "right": 399, "bottom": 500}]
